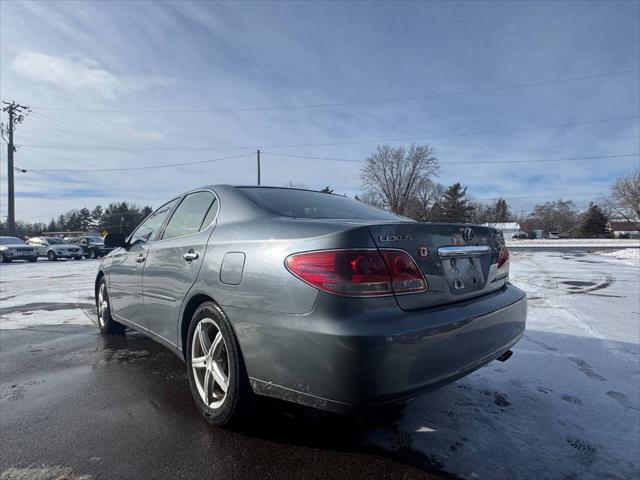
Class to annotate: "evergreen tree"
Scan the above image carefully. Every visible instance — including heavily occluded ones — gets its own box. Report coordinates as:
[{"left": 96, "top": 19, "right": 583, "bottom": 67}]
[
  {"left": 438, "top": 183, "right": 475, "bottom": 223},
  {"left": 77, "top": 208, "right": 92, "bottom": 231},
  {"left": 580, "top": 202, "right": 609, "bottom": 237},
  {"left": 90, "top": 205, "right": 104, "bottom": 230},
  {"left": 492, "top": 198, "right": 511, "bottom": 223}
]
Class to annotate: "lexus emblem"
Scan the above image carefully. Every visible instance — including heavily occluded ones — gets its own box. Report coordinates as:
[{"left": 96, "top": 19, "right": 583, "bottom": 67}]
[{"left": 462, "top": 227, "right": 474, "bottom": 242}]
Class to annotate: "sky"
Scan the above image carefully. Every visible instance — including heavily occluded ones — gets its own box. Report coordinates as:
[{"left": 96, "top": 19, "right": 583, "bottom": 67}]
[{"left": 0, "top": 0, "right": 639, "bottom": 223}]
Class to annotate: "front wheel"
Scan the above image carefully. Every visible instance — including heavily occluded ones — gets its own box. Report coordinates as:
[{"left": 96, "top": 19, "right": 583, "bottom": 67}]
[
  {"left": 88, "top": 249, "right": 97, "bottom": 259},
  {"left": 74, "top": 256, "right": 83, "bottom": 260},
  {"left": 186, "top": 302, "right": 251, "bottom": 426},
  {"left": 28, "top": 257, "right": 37, "bottom": 263},
  {"left": 1, "top": 253, "right": 10, "bottom": 263},
  {"left": 96, "top": 279, "right": 126, "bottom": 334},
  {"left": 47, "top": 251, "right": 57, "bottom": 261}
]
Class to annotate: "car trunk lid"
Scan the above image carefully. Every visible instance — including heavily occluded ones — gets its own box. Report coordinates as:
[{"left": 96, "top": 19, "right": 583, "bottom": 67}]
[{"left": 368, "top": 223, "right": 506, "bottom": 310}]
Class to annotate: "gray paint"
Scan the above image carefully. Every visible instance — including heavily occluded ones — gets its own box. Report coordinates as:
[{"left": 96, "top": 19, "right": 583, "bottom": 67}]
[
  {"left": 98, "top": 184, "right": 527, "bottom": 412},
  {"left": 220, "top": 252, "right": 246, "bottom": 285}
]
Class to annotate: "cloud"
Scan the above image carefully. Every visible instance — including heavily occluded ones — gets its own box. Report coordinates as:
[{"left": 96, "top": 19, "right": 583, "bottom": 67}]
[{"left": 11, "top": 51, "right": 170, "bottom": 100}]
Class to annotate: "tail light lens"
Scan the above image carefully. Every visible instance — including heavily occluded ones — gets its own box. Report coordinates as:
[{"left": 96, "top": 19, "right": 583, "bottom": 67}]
[
  {"left": 285, "top": 249, "right": 427, "bottom": 297},
  {"left": 496, "top": 246, "right": 509, "bottom": 277}
]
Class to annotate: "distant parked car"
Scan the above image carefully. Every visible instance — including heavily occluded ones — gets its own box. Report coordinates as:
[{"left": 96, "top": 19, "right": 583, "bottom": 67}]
[
  {"left": 0, "top": 236, "right": 38, "bottom": 263},
  {"left": 64, "top": 235, "right": 113, "bottom": 259},
  {"left": 545, "top": 231, "right": 560, "bottom": 239},
  {"left": 26, "top": 237, "right": 84, "bottom": 261},
  {"left": 511, "top": 232, "right": 528, "bottom": 239}
]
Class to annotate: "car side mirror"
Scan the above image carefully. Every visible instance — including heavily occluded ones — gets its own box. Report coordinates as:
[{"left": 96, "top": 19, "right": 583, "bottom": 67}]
[{"left": 104, "top": 233, "right": 128, "bottom": 249}]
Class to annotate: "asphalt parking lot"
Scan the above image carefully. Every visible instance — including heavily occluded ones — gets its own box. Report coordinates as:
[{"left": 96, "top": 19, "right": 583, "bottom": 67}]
[{"left": 0, "top": 252, "right": 638, "bottom": 480}]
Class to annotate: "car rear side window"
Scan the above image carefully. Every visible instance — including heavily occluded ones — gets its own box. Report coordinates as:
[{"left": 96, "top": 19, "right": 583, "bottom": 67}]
[
  {"left": 162, "top": 191, "right": 216, "bottom": 240},
  {"left": 130, "top": 198, "right": 179, "bottom": 245},
  {"left": 238, "top": 187, "right": 406, "bottom": 221}
]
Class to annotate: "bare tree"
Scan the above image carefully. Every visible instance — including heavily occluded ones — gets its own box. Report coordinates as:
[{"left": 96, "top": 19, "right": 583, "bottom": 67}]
[
  {"left": 526, "top": 199, "right": 579, "bottom": 234},
  {"left": 361, "top": 144, "right": 438, "bottom": 216},
  {"left": 606, "top": 169, "right": 640, "bottom": 227},
  {"left": 407, "top": 179, "right": 444, "bottom": 221}
]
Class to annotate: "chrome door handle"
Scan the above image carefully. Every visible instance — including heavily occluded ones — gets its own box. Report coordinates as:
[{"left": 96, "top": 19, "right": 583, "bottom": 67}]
[
  {"left": 183, "top": 251, "right": 199, "bottom": 261},
  {"left": 136, "top": 255, "right": 146, "bottom": 263}
]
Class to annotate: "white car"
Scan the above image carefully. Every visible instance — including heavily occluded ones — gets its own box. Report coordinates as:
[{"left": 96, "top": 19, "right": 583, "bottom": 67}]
[
  {"left": 0, "top": 236, "right": 38, "bottom": 263},
  {"left": 26, "top": 236, "right": 84, "bottom": 261}
]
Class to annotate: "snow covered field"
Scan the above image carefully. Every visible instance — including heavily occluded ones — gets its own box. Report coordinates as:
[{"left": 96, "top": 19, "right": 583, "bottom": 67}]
[
  {"left": 1, "top": 252, "right": 638, "bottom": 479},
  {"left": 506, "top": 238, "right": 640, "bottom": 249}
]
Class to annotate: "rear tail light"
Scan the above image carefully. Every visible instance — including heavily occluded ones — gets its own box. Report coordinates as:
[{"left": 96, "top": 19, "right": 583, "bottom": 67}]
[
  {"left": 496, "top": 246, "right": 509, "bottom": 277},
  {"left": 285, "top": 249, "right": 427, "bottom": 297}
]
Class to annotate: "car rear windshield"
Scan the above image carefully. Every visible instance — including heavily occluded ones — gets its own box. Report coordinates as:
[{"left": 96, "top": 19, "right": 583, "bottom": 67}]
[
  {"left": 0, "top": 237, "right": 24, "bottom": 245},
  {"left": 238, "top": 187, "right": 407, "bottom": 221}
]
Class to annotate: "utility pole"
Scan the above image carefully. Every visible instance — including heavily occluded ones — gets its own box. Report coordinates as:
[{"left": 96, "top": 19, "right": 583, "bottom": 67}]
[
  {"left": 1, "top": 101, "right": 30, "bottom": 234},
  {"left": 256, "top": 149, "right": 261, "bottom": 185}
]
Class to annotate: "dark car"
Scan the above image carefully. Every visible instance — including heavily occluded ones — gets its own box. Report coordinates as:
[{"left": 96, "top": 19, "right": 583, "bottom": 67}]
[
  {"left": 65, "top": 236, "right": 112, "bottom": 259},
  {"left": 96, "top": 185, "right": 527, "bottom": 426}
]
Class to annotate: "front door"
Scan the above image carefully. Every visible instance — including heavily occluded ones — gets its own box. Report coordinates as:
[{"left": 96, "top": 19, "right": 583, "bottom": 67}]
[
  {"left": 108, "top": 198, "right": 179, "bottom": 329},
  {"left": 143, "top": 191, "right": 218, "bottom": 345}
]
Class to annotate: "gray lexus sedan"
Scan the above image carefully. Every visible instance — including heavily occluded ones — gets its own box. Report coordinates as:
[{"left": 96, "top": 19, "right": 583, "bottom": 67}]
[{"left": 98, "top": 185, "right": 526, "bottom": 425}]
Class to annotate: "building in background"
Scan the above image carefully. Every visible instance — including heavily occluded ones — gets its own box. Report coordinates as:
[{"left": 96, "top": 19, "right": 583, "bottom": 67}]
[
  {"left": 608, "top": 221, "right": 640, "bottom": 239},
  {"left": 481, "top": 222, "right": 521, "bottom": 238}
]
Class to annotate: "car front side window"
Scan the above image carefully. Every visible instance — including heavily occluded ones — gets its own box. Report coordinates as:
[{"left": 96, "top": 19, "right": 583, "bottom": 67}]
[{"left": 129, "top": 199, "right": 179, "bottom": 245}]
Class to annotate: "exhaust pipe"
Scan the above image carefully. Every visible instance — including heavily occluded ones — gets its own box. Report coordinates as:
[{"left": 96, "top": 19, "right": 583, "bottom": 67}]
[{"left": 496, "top": 350, "right": 513, "bottom": 362}]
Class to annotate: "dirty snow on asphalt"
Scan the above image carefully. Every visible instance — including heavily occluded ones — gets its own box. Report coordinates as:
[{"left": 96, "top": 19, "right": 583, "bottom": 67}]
[
  {"left": 1, "top": 252, "right": 639, "bottom": 479},
  {"left": 596, "top": 248, "right": 640, "bottom": 266},
  {"left": 0, "top": 260, "right": 98, "bottom": 329}
]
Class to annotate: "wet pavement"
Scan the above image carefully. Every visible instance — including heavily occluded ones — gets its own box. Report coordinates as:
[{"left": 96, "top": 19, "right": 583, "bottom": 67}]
[{"left": 0, "top": 323, "right": 447, "bottom": 480}]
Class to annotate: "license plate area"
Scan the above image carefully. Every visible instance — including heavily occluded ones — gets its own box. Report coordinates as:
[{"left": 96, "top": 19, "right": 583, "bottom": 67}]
[{"left": 441, "top": 256, "right": 486, "bottom": 295}]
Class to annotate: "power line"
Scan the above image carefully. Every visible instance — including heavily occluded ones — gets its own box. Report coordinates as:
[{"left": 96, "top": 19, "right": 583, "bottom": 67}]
[
  {"left": 261, "top": 152, "right": 640, "bottom": 165},
  {"left": 18, "top": 152, "right": 252, "bottom": 173},
  {"left": 32, "top": 68, "right": 640, "bottom": 113},
  {"left": 16, "top": 114, "right": 640, "bottom": 151}
]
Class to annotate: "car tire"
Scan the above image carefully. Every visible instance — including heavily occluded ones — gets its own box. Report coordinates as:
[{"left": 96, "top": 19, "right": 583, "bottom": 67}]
[
  {"left": 74, "top": 256, "right": 83, "bottom": 260},
  {"left": 1, "top": 253, "right": 10, "bottom": 263},
  {"left": 28, "top": 257, "right": 37, "bottom": 262},
  {"left": 186, "top": 302, "right": 251, "bottom": 426},
  {"left": 88, "top": 249, "right": 97, "bottom": 259},
  {"left": 47, "top": 251, "right": 57, "bottom": 261},
  {"left": 96, "top": 279, "right": 126, "bottom": 334}
]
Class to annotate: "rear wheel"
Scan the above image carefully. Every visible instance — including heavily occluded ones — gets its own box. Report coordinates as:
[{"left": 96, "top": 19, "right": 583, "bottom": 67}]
[
  {"left": 88, "top": 249, "right": 97, "bottom": 259},
  {"left": 186, "top": 302, "right": 250, "bottom": 426},
  {"left": 47, "top": 251, "right": 57, "bottom": 261},
  {"left": 74, "top": 256, "right": 83, "bottom": 260},
  {"left": 96, "top": 279, "right": 126, "bottom": 334}
]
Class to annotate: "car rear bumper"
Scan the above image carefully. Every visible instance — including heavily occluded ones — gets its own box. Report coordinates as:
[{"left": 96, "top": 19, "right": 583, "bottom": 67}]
[{"left": 229, "top": 284, "right": 527, "bottom": 413}]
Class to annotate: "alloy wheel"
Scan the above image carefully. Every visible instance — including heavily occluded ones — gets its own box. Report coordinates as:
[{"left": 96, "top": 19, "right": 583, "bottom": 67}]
[
  {"left": 97, "top": 283, "right": 108, "bottom": 328},
  {"left": 191, "top": 318, "right": 230, "bottom": 410}
]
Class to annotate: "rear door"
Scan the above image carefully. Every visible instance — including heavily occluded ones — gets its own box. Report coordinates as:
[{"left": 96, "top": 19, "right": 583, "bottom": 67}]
[
  {"left": 142, "top": 191, "right": 219, "bottom": 345},
  {"left": 108, "top": 199, "right": 179, "bottom": 329},
  {"left": 368, "top": 223, "right": 506, "bottom": 310}
]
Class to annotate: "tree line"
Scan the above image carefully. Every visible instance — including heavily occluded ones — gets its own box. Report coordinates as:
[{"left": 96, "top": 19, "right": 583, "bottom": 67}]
[
  {"left": 0, "top": 202, "right": 153, "bottom": 237},
  {"left": 359, "top": 144, "right": 639, "bottom": 237}
]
